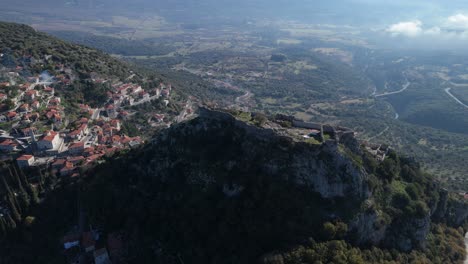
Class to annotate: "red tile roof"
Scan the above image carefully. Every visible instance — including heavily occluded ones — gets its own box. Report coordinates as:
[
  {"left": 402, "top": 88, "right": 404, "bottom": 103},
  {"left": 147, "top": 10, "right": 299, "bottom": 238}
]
[
  {"left": 17, "top": 154, "right": 34, "bottom": 161},
  {"left": 69, "top": 142, "right": 84, "bottom": 149},
  {"left": 42, "top": 131, "right": 58, "bottom": 142}
]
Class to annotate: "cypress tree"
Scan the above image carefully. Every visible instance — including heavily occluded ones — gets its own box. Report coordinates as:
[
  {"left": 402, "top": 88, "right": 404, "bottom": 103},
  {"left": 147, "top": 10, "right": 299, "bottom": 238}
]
[
  {"left": 7, "top": 193, "right": 21, "bottom": 222},
  {"left": 17, "top": 165, "right": 29, "bottom": 187},
  {"left": 5, "top": 213, "right": 16, "bottom": 230},
  {"left": 0, "top": 172, "right": 12, "bottom": 196},
  {"left": 0, "top": 216, "right": 6, "bottom": 237}
]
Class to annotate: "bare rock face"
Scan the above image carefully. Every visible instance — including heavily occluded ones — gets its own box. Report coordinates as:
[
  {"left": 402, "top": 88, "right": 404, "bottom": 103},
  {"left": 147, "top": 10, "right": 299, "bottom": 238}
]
[
  {"left": 290, "top": 141, "right": 370, "bottom": 199},
  {"left": 349, "top": 210, "right": 387, "bottom": 245},
  {"left": 385, "top": 214, "right": 431, "bottom": 252}
]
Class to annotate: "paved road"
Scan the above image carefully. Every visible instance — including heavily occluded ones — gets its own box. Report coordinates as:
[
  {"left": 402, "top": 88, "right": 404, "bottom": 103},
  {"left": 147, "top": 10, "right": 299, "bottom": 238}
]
[
  {"left": 375, "top": 81, "right": 411, "bottom": 97},
  {"left": 445, "top": 88, "right": 468, "bottom": 109},
  {"left": 235, "top": 91, "right": 252, "bottom": 104},
  {"left": 368, "top": 126, "right": 389, "bottom": 141},
  {"left": 129, "top": 95, "right": 160, "bottom": 107}
]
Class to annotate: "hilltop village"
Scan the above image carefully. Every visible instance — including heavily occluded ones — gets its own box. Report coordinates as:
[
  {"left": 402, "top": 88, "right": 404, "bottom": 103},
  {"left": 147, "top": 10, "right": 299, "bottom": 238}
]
[{"left": 0, "top": 59, "right": 193, "bottom": 178}]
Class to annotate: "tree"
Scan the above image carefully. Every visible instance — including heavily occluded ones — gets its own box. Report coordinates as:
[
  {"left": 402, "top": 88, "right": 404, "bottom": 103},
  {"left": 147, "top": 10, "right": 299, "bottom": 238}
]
[{"left": 322, "top": 222, "right": 336, "bottom": 240}]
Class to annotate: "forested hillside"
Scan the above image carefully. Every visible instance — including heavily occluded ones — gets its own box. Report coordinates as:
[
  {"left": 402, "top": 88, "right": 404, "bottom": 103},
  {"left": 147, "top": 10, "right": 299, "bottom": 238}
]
[
  {"left": 80, "top": 108, "right": 468, "bottom": 263},
  {"left": 0, "top": 22, "right": 133, "bottom": 79}
]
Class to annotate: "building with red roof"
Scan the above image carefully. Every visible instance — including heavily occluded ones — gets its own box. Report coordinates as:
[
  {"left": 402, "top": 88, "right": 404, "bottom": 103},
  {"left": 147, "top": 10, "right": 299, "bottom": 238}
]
[
  {"left": 37, "top": 130, "right": 60, "bottom": 150},
  {"left": 17, "top": 154, "right": 34, "bottom": 167},
  {"left": 0, "top": 139, "right": 18, "bottom": 152}
]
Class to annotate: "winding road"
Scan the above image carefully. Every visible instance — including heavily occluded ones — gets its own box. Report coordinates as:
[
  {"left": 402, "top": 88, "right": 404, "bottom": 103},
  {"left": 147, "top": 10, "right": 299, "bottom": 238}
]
[
  {"left": 368, "top": 126, "right": 389, "bottom": 141},
  {"left": 375, "top": 81, "right": 411, "bottom": 97},
  {"left": 445, "top": 88, "right": 468, "bottom": 109}
]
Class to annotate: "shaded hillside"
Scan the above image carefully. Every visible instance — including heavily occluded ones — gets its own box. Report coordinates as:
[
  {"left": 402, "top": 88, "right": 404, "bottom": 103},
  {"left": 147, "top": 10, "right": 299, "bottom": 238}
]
[
  {"left": 0, "top": 21, "right": 134, "bottom": 80},
  {"left": 81, "top": 108, "right": 468, "bottom": 263}
]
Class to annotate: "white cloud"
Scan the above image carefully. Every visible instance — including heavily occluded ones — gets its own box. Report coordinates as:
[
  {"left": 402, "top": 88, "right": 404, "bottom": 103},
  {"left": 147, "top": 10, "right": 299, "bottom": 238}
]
[
  {"left": 387, "top": 20, "right": 423, "bottom": 37},
  {"left": 424, "top": 26, "right": 441, "bottom": 35},
  {"left": 447, "top": 13, "right": 468, "bottom": 29}
]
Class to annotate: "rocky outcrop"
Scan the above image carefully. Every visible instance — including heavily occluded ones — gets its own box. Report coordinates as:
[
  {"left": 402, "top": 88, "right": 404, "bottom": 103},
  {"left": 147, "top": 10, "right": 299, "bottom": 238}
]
[
  {"left": 156, "top": 108, "right": 370, "bottom": 199},
  {"left": 349, "top": 210, "right": 387, "bottom": 245},
  {"left": 144, "top": 108, "right": 466, "bottom": 254},
  {"left": 385, "top": 214, "right": 431, "bottom": 252}
]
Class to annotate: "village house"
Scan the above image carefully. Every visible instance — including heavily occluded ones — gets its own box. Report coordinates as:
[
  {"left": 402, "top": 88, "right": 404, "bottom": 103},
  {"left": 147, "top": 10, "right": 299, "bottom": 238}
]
[
  {"left": 79, "top": 104, "right": 91, "bottom": 113},
  {"left": 78, "top": 117, "right": 88, "bottom": 125},
  {"left": 19, "top": 83, "right": 32, "bottom": 92},
  {"left": 110, "top": 119, "right": 121, "bottom": 131},
  {"left": 43, "top": 86, "right": 54, "bottom": 95},
  {"left": 152, "top": 88, "right": 161, "bottom": 97},
  {"left": 132, "top": 85, "right": 143, "bottom": 94},
  {"left": 18, "top": 103, "right": 30, "bottom": 113},
  {"left": 152, "top": 114, "right": 165, "bottom": 123},
  {"left": 83, "top": 147, "right": 95, "bottom": 157},
  {"left": 37, "top": 130, "right": 60, "bottom": 151},
  {"left": 139, "top": 91, "right": 150, "bottom": 100},
  {"left": 118, "top": 111, "right": 129, "bottom": 119},
  {"left": 45, "top": 109, "right": 58, "bottom": 119},
  {"left": 22, "top": 114, "right": 32, "bottom": 123},
  {"left": 48, "top": 97, "right": 61, "bottom": 106},
  {"left": 0, "top": 139, "right": 18, "bottom": 152},
  {"left": 106, "top": 104, "right": 117, "bottom": 118},
  {"left": 113, "top": 93, "right": 125, "bottom": 104},
  {"left": 52, "top": 159, "right": 66, "bottom": 170},
  {"left": 7, "top": 111, "right": 19, "bottom": 121},
  {"left": 85, "top": 154, "right": 102, "bottom": 166},
  {"left": 68, "top": 156, "right": 85, "bottom": 165},
  {"left": 31, "top": 100, "right": 40, "bottom": 109},
  {"left": 24, "top": 90, "right": 38, "bottom": 101},
  {"left": 17, "top": 154, "right": 35, "bottom": 168},
  {"left": 60, "top": 161, "right": 75, "bottom": 176},
  {"left": 53, "top": 113, "right": 62, "bottom": 125},
  {"left": 68, "top": 124, "right": 88, "bottom": 140},
  {"left": 161, "top": 89, "right": 170, "bottom": 98},
  {"left": 68, "top": 142, "right": 85, "bottom": 155}
]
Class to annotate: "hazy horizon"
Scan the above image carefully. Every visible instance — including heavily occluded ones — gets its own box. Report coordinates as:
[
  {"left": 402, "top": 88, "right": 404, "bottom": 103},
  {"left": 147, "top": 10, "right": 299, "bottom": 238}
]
[{"left": 2, "top": 0, "right": 468, "bottom": 51}]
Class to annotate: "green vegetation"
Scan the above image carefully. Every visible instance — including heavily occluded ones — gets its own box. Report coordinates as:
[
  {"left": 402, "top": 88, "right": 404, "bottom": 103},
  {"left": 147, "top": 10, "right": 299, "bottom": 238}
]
[
  {"left": 50, "top": 31, "right": 175, "bottom": 56},
  {"left": 73, "top": 114, "right": 466, "bottom": 263},
  {"left": 0, "top": 22, "right": 135, "bottom": 79},
  {"left": 264, "top": 225, "right": 465, "bottom": 264}
]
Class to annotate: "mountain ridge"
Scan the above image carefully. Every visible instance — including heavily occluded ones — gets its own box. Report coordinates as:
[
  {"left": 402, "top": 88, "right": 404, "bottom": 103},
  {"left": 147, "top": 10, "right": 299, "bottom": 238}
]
[{"left": 80, "top": 107, "right": 468, "bottom": 263}]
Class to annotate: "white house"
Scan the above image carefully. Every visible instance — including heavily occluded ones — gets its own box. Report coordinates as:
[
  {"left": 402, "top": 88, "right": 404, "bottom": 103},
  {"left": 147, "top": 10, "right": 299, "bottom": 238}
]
[
  {"left": 17, "top": 155, "right": 35, "bottom": 168},
  {"left": 37, "top": 131, "right": 60, "bottom": 150}
]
